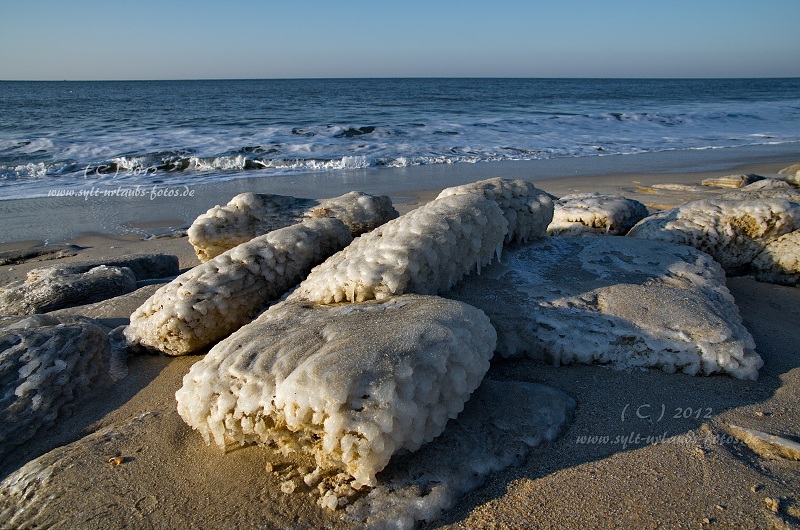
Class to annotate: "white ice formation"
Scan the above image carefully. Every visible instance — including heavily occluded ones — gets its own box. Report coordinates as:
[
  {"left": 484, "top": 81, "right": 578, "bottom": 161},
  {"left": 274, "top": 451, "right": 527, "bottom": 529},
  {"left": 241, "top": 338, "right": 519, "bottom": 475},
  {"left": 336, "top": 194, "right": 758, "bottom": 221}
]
[
  {"left": 175, "top": 294, "right": 497, "bottom": 492},
  {"left": 627, "top": 198, "right": 800, "bottom": 270},
  {"left": 547, "top": 192, "right": 648, "bottom": 236},
  {"left": 188, "top": 191, "right": 398, "bottom": 262},
  {"left": 125, "top": 218, "right": 352, "bottom": 356},
  {"left": 290, "top": 178, "right": 553, "bottom": 304},
  {"left": 0, "top": 315, "right": 117, "bottom": 455},
  {"left": 445, "top": 236, "right": 762, "bottom": 380},
  {"left": 289, "top": 193, "right": 508, "bottom": 304},
  {"left": 752, "top": 230, "right": 800, "bottom": 286},
  {"left": 345, "top": 380, "right": 576, "bottom": 529},
  {"left": 435, "top": 177, "right": 554, "bottom": 243},
  {"left": 0, "top": 265, "right": 137, "bottom": 316}
]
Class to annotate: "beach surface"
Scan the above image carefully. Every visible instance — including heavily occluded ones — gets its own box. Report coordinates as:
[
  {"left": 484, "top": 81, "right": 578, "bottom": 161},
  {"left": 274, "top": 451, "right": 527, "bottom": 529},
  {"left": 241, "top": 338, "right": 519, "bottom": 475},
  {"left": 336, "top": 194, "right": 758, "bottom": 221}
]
[{"left": 1, "top": 149, "right": 799, "bottom": 529}]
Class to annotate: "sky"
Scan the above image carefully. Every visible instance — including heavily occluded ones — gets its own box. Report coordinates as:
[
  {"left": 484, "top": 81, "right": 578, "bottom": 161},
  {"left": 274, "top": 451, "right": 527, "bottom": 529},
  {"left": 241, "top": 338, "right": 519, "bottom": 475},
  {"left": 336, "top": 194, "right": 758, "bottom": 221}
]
[{"left": 1, "top": 0, "right": 799, "bottom": 80}]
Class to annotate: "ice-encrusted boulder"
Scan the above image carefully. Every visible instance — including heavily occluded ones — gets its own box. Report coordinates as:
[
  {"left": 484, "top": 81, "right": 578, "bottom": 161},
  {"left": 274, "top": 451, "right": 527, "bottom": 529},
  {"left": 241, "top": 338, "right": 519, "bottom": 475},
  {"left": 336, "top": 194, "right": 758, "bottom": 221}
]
[
  {"left": 0, "top": 315, "right": 119, "bottom": 456},
  {"left": 345, "top": 380, "right": 575, "bottom": 528},
  {"left": 435, "top": 177, "right": 554, "bottom": 243},
  {"left": 627, "top": 198, "right": 800, "bottom": 270},
  {"left": 778, "top": 163, "right": 800, "bottom": 185},
  {"left": 445, "top": 237, "right": 762, "bottom": 380},
  {"left": 547, "top": 193, "right": 648, "bottom": 236},
  {"left": 290, "top": 193, "right": 509, "bottom": 304},
  {"left": 175, "top": 294, "right": 497, "bottom": 491},
  {"left": 720, "top": 186, "right": 800, "bottom": 202},
  {"left": 752, "top": 230, "right": 800, "bottom": 286},
  {"left": 701, "top": 174, "right": 762, "bottom": 189},
  {"left": 0, "top": 265, "right": 137, "bottom": 316},
  {"left": 125, "top": 218, "right": 352, "bottom": 356},
  {"left": 188, "top": 191, "right": 398, "bottom": 262}
]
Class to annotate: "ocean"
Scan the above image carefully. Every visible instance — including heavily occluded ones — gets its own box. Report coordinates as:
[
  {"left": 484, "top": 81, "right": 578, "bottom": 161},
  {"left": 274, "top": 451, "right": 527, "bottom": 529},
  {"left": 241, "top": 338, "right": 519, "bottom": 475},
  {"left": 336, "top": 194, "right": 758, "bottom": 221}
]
[{"left": 1, "top": 78, "right": 799, "bottom": 200}]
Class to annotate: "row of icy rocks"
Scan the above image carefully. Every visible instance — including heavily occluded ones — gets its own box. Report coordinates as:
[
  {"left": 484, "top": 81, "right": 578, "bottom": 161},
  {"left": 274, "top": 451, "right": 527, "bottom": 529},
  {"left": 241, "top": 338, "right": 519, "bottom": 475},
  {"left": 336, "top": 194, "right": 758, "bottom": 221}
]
[{"left": 2, "top": 170, "right": 800, "bottom": 528}]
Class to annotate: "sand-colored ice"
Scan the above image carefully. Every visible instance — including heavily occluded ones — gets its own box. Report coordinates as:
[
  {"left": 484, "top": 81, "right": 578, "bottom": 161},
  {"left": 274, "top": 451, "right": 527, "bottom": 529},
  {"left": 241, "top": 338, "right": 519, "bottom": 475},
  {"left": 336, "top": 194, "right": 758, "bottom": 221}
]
[
  {"left": 627, "top": 198, "right": 800, "bottom": 270},
  {"left": 175, "top": 294, "right": 496, "bottom": 493},
  {"left": 125, "top": 218, "right": 352, "bottom": 356}
]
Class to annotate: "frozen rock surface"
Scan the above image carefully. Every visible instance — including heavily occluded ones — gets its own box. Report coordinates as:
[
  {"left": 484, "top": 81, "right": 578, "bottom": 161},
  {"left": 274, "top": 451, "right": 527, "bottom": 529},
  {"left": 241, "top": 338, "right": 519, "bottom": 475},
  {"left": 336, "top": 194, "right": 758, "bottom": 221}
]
[
  {"left": 175, "top": 294, "right": 496, "bottom": 490},
  {"left": 547, "top": 193, "right": 648, "bottom": 236},
  {"left": 445, "top": 237, "right": 762, "bottom": 380},
  {"left": 720, "top": 187, "right": 800, "bottom": 202},
  {"left": 290, "top": 193, "right": 509, "bottom": 304},
  {"left": 701, "top": 174, "right": 762, "bottom": 189},
  {"left": 0, "top": 315, "right": 117, "bottom": 457},
  {"left": 752, "top": 230, "right": 800, "bottom": 286},
  {"left": 125, "top": 218, "right": 352, "bottom": 356},
  {"left": 0, "top": 265, "right": 137, "bottom": 315},
  {"left": 54, "top": 254, "right": 180, "bottom": 280},
  {"left": 345, "top": 379, "right": 575, "bottom": 529},
  {"left": 435, "top": 177, "right": 554, "bottom": 243},
  {"left": 188, "top": 191, "right": 398, "bottom": 262},
  {"left": 627, "top": 198, "right": 800, "bottom": 270}
]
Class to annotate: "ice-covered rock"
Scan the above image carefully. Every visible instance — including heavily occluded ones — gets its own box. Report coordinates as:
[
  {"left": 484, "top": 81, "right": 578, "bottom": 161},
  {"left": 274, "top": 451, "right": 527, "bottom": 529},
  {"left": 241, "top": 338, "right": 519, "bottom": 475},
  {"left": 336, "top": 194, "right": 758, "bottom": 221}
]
[
  {"left": 720, "top": 186, "right": 800, "bottom": 202},
  {"left": 0, "top": 315, "right": 118, "bottom": 456},
  {"left": 627, "top": 198, "right": 800, "bottom": 270},
  {"left": 752, "top": 230, "right": 800, "bottom": 286},
  {"left": 345, "top": 380, "right": 575, "bottom": 528},
  {"left": 175, "top": 294, "right": 496, "bottom": 490},
  {"left": 125, "top": 218, "right": 352, "bottom": 356},
  {"left": 445, "top": 237, "right": 762, "bottom": 380},
  {"left": 290, "top": 193, "right": 509, "bottom": 304},
  {"left": 778, "top": 163, "right": 800, "bottom": 185},
  {"left": 435, "top": 177, "right": 554, "bottom": 243},
  {"left": 54, "top": 253, "right": 180, "bottom": 280},
  {"left": 188, "top": 191, "right": 398, "bottom": 262},
  {"left": 701, "top": 174, "right": 762, "bottom": 189},
  {"left": 547, "top": 193, "right": 648, "bottom": 236},
  {"left": 0, "top": 265, "right": 137, "bottom": 315}
]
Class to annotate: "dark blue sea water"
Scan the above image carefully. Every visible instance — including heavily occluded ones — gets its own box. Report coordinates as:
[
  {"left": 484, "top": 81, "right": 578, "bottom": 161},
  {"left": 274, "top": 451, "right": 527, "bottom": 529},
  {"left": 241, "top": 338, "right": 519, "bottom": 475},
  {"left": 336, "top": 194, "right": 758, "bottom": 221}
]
[{"left": 1, "top": 78, "right": 799, "bottom": 199}]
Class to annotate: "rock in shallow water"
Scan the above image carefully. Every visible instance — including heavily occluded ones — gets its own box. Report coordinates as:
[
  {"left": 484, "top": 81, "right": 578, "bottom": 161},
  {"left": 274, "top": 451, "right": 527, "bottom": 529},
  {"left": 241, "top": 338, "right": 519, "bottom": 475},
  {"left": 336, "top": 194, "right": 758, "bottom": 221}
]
[
  {"left": 125, "top": 218, "right": 353, "bottom": 356},
  {"left": 188, "top": 191, "right": 398, "bottom": 262},
  {"left": 175, "top": 294, "right": 497, "bottom": 490},
  {"left": 445, "top": 236, "right": 762, "bottom": 380},
  {"left": 547, "top": 192, "right": 648, "bottom": 236}
]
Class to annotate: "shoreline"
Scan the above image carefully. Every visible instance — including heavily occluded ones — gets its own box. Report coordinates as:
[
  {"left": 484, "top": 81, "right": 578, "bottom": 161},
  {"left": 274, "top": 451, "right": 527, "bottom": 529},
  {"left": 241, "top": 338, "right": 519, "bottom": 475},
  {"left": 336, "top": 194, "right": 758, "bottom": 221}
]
[{"left": 1, "top": 143, "right": 799, "bottom": 245}]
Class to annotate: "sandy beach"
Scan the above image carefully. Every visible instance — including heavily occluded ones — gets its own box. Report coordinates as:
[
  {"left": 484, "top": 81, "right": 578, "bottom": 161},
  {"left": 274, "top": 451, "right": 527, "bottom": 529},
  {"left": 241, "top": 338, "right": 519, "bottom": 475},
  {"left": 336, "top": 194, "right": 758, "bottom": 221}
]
[{"left": 1, "top": 149, "right": 799, "bottom": 529}]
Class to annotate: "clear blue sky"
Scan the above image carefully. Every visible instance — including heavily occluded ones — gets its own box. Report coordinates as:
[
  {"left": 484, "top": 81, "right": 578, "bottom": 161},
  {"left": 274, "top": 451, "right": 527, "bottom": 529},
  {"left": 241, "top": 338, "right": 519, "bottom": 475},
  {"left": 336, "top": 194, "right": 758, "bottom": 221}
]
[{"left": 2, "top": 0, "right": 799, "bottom": 80}]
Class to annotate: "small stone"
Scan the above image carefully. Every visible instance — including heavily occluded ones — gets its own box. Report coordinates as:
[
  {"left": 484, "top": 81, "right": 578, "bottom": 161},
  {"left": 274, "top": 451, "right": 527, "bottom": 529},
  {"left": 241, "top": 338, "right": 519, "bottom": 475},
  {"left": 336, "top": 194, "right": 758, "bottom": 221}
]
[
  {"left": 765, "top": 497, "right": 780, "bottom": 513},
  {"left": 754, "top": 411, "right": 764, "bottom": 417},
  {"left": 702, "top": 517, "right": 711, "bottom": 524},
  {"left": 715, "top": 504, "right": 725, "bottom": 511},
  {"left": 265, "top": 462, "right": 273, "bottom": 473},
  {"left": 280, "top": 480, "right": 296, "bottom": 494},
  {"left": 751, "top": 484, "right": 764, "bottom": 493}
]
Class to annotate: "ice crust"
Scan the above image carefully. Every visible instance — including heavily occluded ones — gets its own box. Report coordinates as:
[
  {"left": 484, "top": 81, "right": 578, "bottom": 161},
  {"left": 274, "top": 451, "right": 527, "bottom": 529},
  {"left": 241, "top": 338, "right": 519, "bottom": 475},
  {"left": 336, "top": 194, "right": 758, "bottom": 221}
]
[
  {"left": 0, "top": 265, "right": 137, "bottom": 315},
  {"left": 752, "top": 230, "right": 800, "bottom": 286},
  {"left": 188, "top": 191, "right": 398, "bottom": 262},
  {"left": 345, "top": 380, "right": 575, "bottom": 529},
  {"left": 627, "top": 198, "right": 800, "bottom": 270},
  {"left": 445, "top": 236, "right": 762, "bottom": 380},
  {"left": 175, "top": 294, "right": 497, "bottom": 490},
  {"left": 547, "top": 192, "right": 649, "bottom": 236},
  {"left": 435, "top": 177, "right": 554, "bottom": 243},
  {"left": 125, "top": 218, "right": 352, "bottom": 356},
  {"left": 0, "top": 315, "right": 115, "bottom": 455},
  {"left": 290, "top": 193, "right": 508, "bottom": 304}
]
